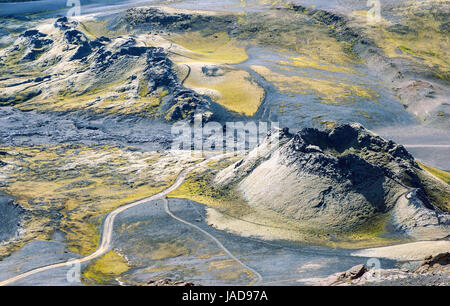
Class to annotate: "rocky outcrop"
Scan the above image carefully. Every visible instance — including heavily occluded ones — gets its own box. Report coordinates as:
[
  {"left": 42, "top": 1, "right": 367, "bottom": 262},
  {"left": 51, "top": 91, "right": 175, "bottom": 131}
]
[
  {"left": 414, "top": 252, "right": 450, "bottom": 274},
  {"left": 124, "top": 7, "right": 192, "bottom": 28},
  {"left": 0, "top": 17, "right": 214, "bottom": 123},
  {"left": 17, "top": 29, "right": 53, "bottom": 62},
  {"left": 215, "top": 123, "right": 450, "bottom": 235},
  {"left": 122, "top": 7, "right": 236, "bottom": 33},
  {"left": 319, "top": 252, "right": 450, "bottom": 286},
  {"left": 318, "top": 264, "right": 367, "bottom": 286}
]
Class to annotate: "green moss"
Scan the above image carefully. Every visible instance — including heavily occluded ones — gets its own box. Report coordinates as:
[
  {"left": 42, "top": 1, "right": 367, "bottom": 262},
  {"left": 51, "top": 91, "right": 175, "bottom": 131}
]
[
  {"left": 399, "top": 45, "right": 422, "bottom": 57},
  {"left": 184, "top": 68, "right": 264, "bottom": 116},
  {"left": 83, "top": 250, "right": 130, "bottom": 284},
  {"left": 138, "top": 79, "right": 151, "bottom": 97},
  {"left": 343, "top": 213, "right": 390, "bottom": 241},
  {"left": 18, "top": 77, "right": 165, "bottom": 117},
  {"left": 0, "top": 89, "right": 42, "bottom": 106},
  {"left": 320, "top": 120, "right": 338, "bottom": 129},
  {"left": 416, "top": 162, "right": 450, "bottom": 212},
  {"left": 418, "top": 162, "right": 450, "bottom": 184},
  {"left": 168, "top": 158, "right": 240, "bottom": 208},
  {"left": 1, "top": 45, "right": 25, "bottom": 67},
  {"left": 357, "top": 110, "right": 373, "bottom": 119},
  {"left": 160, "top": 89, "right": 169, "bottom": 98},
  {"left": 330, "top": 203, "right": 406, "bottom": 247},
  {"left": 79, "top": 20, "right": 127, "bottom": 39}
]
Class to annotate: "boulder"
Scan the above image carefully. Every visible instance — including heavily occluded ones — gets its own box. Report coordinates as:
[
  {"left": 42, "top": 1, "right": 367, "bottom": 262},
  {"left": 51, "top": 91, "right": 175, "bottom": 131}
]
[
  {"left": 147, "top": 279, "right": 195, "bottom": 286},
  {"left": 345, "top": 264, "right": 367, "bottom": 279},
  {"left": 318, "top": 264, "right": 367, "bottom": 286}
]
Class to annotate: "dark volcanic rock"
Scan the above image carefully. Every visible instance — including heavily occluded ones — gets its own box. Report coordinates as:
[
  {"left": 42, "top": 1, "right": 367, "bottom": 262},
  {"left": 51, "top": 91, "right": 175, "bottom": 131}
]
[
  {"left": 64, "top": 29, "right": 87, "bottom": 45},
  {"left": 22, "top": 29, "right": 45, "bottom": 38},
  {"left": 320, "top": 253, "right": 450, "bottom": 286},
  {"left": 0, "top": 89, "right": 42, "bottom": 105},
  {"left": 70, "top": 41, "right": 92, "bottom": 60},
  {"left": 126, "top": 8, "right": 189, "bottom": 26},
  {"left": 54, "top": 17, "right": 77, "bottom": 30},
  {"left": 147, "top": 279, "right": 195, "bottom": 286},
  {"left": 90, "top": 36, "right": 111, "bottom": 48},
  {"left": 0, "top": 193, "right": 25, "bottom": 243},
  {"left": 284, "top": 123, "right": 419, "bottom": 189},
  {"left": 387, "top": 24, "right": 416, "bottom": 35},
  {"left": 119, "top": 46, "right": 148, "bottom": 57},
  {"left": 319, "top": 264, "right": 367, "bottom": 285},
  {"left": 19, "top": 30, "right": 53, "bottom": 61}
]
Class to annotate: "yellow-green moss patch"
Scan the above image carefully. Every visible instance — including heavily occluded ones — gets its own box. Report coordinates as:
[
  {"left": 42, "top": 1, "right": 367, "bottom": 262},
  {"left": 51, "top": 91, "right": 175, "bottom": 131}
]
[
  {"left": 418, "top": 162, "right": 450, "bottom": 184},
  {"left": 83, "top": 250, "right": 130, "bottom": 284},
  {"left": 168, "top": 31, "right": 248, "bottom": 64},
  {"left": 251, "top": 65, "right": 379, "bottom": 104},
  {"left": 183, "top": 65, "right": 264, "bottom": 116},
  {"left": 0, "top": 145, "right": 202, "bottom": 256},
  {"left": 151, "top": 242, "right": 190, "bottom": 260}
]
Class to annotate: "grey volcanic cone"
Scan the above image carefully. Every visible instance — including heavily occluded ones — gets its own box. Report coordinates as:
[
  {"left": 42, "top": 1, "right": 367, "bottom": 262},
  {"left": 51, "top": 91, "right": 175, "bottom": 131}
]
[{"left": 215, "top": 123, "right": 450, "bottom": 239}]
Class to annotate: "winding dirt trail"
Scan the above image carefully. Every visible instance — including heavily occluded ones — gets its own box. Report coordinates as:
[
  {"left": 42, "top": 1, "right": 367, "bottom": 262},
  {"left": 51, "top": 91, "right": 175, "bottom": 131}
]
[
  {"left": 0, "top": 153, "right": 262, "bottom": 286},
  {"left": 163, "top": 197, "right": 263, "bottom": 285}
]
